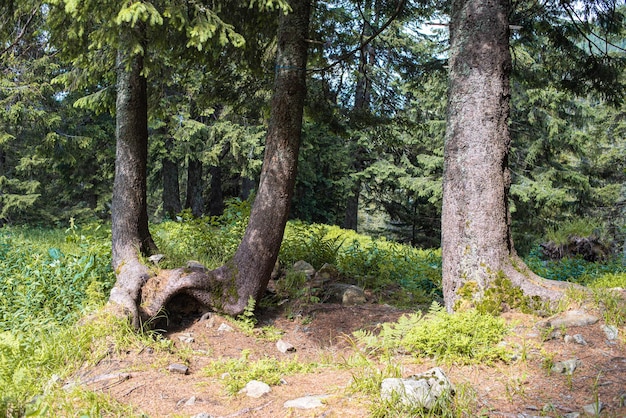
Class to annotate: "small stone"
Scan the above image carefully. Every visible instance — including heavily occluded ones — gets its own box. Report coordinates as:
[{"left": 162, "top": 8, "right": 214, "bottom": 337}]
[
  {"left": 185, "top": 396, "right": 196, "bottom": 406},
  {"left": 217, "top": 323, "right": 234, "bottom": 332},
  {"left": 582, "top": 401, "right": 603, "bottom": 415},
  {"left": 178, "top": 333, "right": 194, "bottom": 343},
  {"left": 200, "top": 312, "right": 212, "bottom": 321},
  {"left": 238, "top": 380, "right": 271, "bottom": 398},
  {"left": 601, "top": 324, "right": 618, "bottom": 341},
  {"left": 573, "top": 334, "right": 587, "bottom": 345},
  {"left": 551, "top": 358, "right": 581, "bottom": 374},
  {"left": 562, "top": 413, "right": 580, "bottom": 418},
  {"left": 220, "top": 372, "right": 230, "bottom": 379},
  {"left": 283, "top": 395, "right": 327, "bottom": 409},
  {"left": 167, "top": 363, "right": 189, "bottom": 375},
  {"left": 537, "top": 310, "right": 599, "bottom": 329},
  {"left": 276, "top": 339, "right": 296, "bottom": 353},
  {"left": 148, "top": 254, "right": 165, "bottom": 264},
  {"left": 292, "top": 260, "right": 315, "bottom": 279}
]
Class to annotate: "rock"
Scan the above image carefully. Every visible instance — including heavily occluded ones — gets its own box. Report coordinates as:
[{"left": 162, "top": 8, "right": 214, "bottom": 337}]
[
  {"left": 601, "top": 324, "right": 618, "bottom": 341},
  {"left": 562, "top": 413, "right": 580, "bottom": 418},
  {"left": 148, "top": 254, "right": 165, "bottom": 264},
  {"left": 536, "top": 310, "right": 599, "bottom": 329},
  {"left": 191, "top": 413, "right": 213, "bottom": 418},
  {"left": 582, "top": 401, "right": 603, "bottom": 415},
  {"left": 326, "top": 283, "right": 366, "bottom": 306},
  {"left": 292, "top": 260, "right": 315, "bottom": 279},
  {"left": 238, "top": 380, "right": 271, "bottom": 398},
  {"left": 276, "top": 339, "right": 296, "bottom": 353},
  {"left": 185, "top": 396, "right": 196, "bottom": 406},
  {"left": 564, "top": 334, "right": 587, "bottom": 345},
  {"left": 310, "top": 263, "right": 340, "bottom": 288},
  {"left": 186, "top": 260, "right": 206, "bottom": 271},
  {"left": 217, "top": 323, "right": 234, "bottom": 332},
  {"left": 167, "top": 363, "right": 189, "bottom": 375},
  {"left": 283, "top": 395, "right": 328, "bottom": 409},
  {"left": 381, "top": 367, "right": 454, "bottom": 410},
  {"left": 178, "top": 333, "right": 195, "bottom": 343},
  {"left": 551, "top": 358, "right": 581, "bottom": 374}
]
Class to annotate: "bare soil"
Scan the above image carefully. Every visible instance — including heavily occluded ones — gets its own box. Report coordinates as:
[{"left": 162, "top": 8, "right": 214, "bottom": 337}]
[{"left": 72, "top": 300, "right": 626, "bottom": 417}]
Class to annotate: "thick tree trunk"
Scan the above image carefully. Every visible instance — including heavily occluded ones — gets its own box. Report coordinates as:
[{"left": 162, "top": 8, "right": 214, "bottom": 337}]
[
  {"left": 108, "top": 26, "right": 158, "bottom": 327},
  {"left": 185, "top": 157, "right": 204, "bottom": 217},
  {"left": 131, "top": 0, "right": 311, "bottom": 322},
  {"left": 162, "top": 137, "right": 182, "bottom": 219},
  {"left": 442, "top": 0, "right": 572, "bottom": 312}
]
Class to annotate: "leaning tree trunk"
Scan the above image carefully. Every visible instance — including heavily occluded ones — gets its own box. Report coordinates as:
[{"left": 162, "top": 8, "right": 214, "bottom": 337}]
[
  {"left": 108, "top": 24, "right": 158, "bottom": 327},
  {"left": 441, "top": 0, "right": 572, "bottom": 312},
  {"left": 113, "top": 0, "right": 311, "bottom": 324}
]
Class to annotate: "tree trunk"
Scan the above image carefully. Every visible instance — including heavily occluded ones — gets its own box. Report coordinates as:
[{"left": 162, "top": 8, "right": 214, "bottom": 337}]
[
  {"left": 162, "top": 137, "right": 182, "bottom": 219},
  {"left": 207, "top": 164, "right": 224, "bottom": 216},
  {"left": 343, "top": 181, "right": 360, "bottom": 230},
  {"left": 108, "top": 25, "right": 158, "bottom": 327},
  {"left": 441, "top": 0, "right": 572, "bottom": 312},
  {"left": 185, "top": 157, "right": 204, "bottom": 217},
  {"left": 124, "top": 0, "right": 310, "bottom": 323}
]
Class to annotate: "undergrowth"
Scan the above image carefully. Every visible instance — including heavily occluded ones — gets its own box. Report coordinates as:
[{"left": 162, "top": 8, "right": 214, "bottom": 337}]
[
  {"left": 201, "top": 349, "right": 319, "bottom": 395},
  {"left": 353, "top": 302, "right": 511, "bottom": 365}
]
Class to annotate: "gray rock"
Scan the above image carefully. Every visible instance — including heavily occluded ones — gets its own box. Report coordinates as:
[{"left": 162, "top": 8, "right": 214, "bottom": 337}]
[
  {"left": 381, "top": 367, "right": 454, "bottom": 410},
  {"left": 562, "top": 413, "right": 580, "bottom": 418},
  {"left": 283, "top": 395, "right": 328, "bottom": 409},
  {"left": 167, "top": 363, "right": 189, "bottom": 375},
  {"left": 582, "top": 401, "right": 603, "bottom": 415},
  {"left": 551, "top": 358, "right": 581, "bottom": 374},
  {"left": 601, "top": 324, "right": 618, "bottom": 341},
  {"left": 185, "top": 396, "right": 196, "bottom": 406},
  {"left": 148, "top": 254, "right": 165, "bottom": 264},
  {"left": 292, "top": 260, "right": 315, "bottom": 279},
  {"left": 178, "top": 333, "right": 195, "bottom": 343},
  {"left": 217, "top": 323, "right": 234, "bottom": 332},
  {"left": 326, "top": 283, "right": 366, "bottom": 306},
  {"left": 310, "top": 263, "right": 340, "bottom": 288},
  {"left": 276, "top": 339, "right": 296, "bottom": 353},
  {"left": 537, "top": 310, "right": 599, "bottom": 329},
  {"left": 564, "top": 334, "right": 587, "bottom": 345},
  {"left": 238, "top": 380, "right": 271, "bottom": 398}
]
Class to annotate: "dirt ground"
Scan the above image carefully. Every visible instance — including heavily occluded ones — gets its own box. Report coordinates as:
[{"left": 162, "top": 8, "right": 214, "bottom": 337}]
[{"left": 70, "top": 300, "right": 626, "bottom": 417}]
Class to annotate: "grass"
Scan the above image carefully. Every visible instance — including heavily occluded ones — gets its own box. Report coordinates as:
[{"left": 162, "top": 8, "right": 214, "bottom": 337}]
[{"left": 201, "top": 349, "right": 319, "bottom": 395}]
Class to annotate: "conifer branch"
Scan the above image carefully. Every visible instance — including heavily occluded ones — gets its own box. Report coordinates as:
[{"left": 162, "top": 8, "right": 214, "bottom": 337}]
[
  {"left": 310, "top": 0, "right": 406, "bottom": 73},
  {"left": 1, "top": 4, "right": 40, "bottom": 56}
]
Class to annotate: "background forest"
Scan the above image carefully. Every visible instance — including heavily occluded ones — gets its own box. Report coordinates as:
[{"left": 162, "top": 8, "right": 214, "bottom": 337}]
[{"left": 1, "top": 0, "right": 624, "bottom": 257}]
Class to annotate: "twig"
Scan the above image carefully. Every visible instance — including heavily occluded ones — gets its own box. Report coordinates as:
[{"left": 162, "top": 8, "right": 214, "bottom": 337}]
[{"left": 1, "top": 4, "right": 41, "bottom": 56}]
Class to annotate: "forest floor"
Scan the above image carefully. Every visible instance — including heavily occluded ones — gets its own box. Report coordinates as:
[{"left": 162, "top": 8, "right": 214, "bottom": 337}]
[{"left": 70, "top": 300, "right": 626, "bottom": 417}]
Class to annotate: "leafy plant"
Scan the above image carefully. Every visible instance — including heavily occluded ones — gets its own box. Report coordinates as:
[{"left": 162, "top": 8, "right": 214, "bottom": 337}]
[{"left": 353, "top": 303, "right": 511, "bottom": 365}]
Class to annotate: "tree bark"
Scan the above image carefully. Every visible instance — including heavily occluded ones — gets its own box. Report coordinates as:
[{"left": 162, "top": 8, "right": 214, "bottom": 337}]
[
  {"left": 108, "top": 24, "right": 158, "bottom": 327},
  {"left": 123, "top": 0, "right": 311, "bottom": 323},
  {"left": 162, "top": 136, "right": 182, "bottom": 219},
  {"left": 185, "top": 157, "right": 204, "bottom": 217},
  {"left": 442, "top": 0, "right": 572, "bottom": 312},
  {"left": 207, "top": 164, "right": 224, "bottom": 216}
]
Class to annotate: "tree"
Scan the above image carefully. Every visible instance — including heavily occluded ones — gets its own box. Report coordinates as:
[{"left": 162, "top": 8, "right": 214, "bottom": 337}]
[
  {"left": 441, "top": 0, "right": 576, "bottom": 311},
  {"left": 127, "top": 0, "right": 311, "bottom": 324}
]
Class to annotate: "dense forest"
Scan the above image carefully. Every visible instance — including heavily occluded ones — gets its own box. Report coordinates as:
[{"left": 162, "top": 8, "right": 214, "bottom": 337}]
[{"left": 2, "top": 0, "right": 623, "bottom": 250}]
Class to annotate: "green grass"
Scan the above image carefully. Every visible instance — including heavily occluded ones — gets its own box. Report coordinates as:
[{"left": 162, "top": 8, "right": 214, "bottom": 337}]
[{"left": 201, "top": 349, "right": 319, "bottom": 395}]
